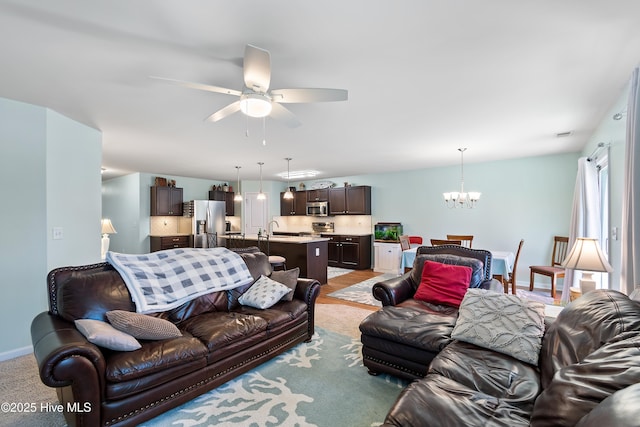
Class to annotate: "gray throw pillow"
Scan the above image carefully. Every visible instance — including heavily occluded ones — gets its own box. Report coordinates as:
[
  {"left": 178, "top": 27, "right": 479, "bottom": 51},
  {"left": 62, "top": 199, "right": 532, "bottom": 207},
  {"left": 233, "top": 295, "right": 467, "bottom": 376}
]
[
  {"left": 106, "top": 310, "right": 182, "bottom": 340},
  {"left": 451, "top": 288, "right": 545, "bottom": 365},
  {"left": 75, "top": 318, "right": 141, "bottom": 351},
  {"left": 270, "top": 267, "right": 300, "bottom": 301},
  {"left": 239, "top": 275, "right": 292, "bottom": 309}
]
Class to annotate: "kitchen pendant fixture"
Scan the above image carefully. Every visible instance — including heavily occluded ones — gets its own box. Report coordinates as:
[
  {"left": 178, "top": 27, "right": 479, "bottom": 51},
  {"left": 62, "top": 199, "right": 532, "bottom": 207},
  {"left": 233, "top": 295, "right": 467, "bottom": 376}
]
[
  {"left": 233, "top": 166, "right": 242, "bottom": 202},
  {"left": 443, "top": 148, "right": 481, "bottom": 209},
  {"left": 283, "top": 157, "right": 293, "bottom": 200},
  {"left": 257, "top": 162, "right": 266, "bottom": 200}
]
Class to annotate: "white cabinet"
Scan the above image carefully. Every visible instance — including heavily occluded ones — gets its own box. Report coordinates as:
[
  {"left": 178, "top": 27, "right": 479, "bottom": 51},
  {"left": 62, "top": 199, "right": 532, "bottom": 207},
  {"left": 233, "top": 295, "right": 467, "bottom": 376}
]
[{"left": 374, "top": 242, "right": 402, "bottom": 275}]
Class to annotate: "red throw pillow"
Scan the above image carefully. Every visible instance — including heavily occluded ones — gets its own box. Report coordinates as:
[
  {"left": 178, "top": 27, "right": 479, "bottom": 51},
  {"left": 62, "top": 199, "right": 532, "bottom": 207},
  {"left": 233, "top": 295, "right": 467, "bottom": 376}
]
[{"left": 414, "top": 260, "right": 472, "bottom": 307}]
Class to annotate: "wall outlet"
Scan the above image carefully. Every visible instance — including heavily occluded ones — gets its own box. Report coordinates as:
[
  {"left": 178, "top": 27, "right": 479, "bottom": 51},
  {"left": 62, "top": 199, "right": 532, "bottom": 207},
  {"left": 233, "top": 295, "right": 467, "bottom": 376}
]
[
  {"left": 315, "top": 247, "right": 320, "bottom": 256},
  {"left": 52, "top": 227, "right": 64, "bottom": 240}
]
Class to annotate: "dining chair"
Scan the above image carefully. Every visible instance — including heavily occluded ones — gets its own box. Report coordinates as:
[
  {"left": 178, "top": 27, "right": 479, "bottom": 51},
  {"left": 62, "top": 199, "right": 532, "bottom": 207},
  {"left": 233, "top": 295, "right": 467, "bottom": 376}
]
[
  {"left": 503, "top": 239, "right": 524, "bottom": 294},
  {"left": 399, "top": 235, "right": 411, "bottom": 251},
  {"left": 446, "top": 234, "right": 473, "bottom": 248},
  {"left": 408, "top": 236, "right": 423, "bottom": 245},
  {"left": 430, "top": 239, "right": 462, "bottom": 246},
  {"left": 529, "top": 236, "right": 569, "bottom": 298}
]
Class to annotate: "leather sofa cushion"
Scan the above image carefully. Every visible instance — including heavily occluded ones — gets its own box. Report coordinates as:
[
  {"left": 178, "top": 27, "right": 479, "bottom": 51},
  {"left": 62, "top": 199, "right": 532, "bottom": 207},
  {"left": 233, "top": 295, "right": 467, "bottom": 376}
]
[
  {"left": 359, "top": 303, "right": 457, "bottom": 353},
  {"left": 227, "top": 251, "right": 273, "bottom": 310},
  {"left": 539, "top": 290, "right": 640, "bottom": 388},
  {"left": 575, "top": 383, "right": 640, "bottom": 427},
  {"left": 105, "top": 335, "right": 208, "bottom": 382},
  {"left": 56, "top": 267, "right": 136, "bottom": 322},
  {"left": 410, "top": 254, "right": 485, "bottom": 291},
  {"left": 179, "top": 311, "right": 269, "bottom": 364}
]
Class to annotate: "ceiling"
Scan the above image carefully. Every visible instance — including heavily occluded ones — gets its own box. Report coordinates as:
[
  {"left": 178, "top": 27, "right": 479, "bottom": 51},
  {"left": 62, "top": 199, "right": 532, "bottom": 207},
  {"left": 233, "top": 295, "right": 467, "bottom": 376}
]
[{"left": 1, "top": 1, "right": 639, "bottom": 182}]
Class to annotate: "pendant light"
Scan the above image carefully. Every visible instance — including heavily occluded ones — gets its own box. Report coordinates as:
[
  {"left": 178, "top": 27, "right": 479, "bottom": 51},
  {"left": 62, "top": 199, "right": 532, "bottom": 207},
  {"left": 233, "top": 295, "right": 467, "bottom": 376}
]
[
  {"left": 257, "top": 162, "right": 266, "bottom": 200},
  {"left": 233, "top": 166, "right": 242, "bottom": 202},
  {"left": 443, "top": 148, "right": 481, "bottom": 208},
  {"left": 283, "top": 157, "right": 293, "bottom": 200}
]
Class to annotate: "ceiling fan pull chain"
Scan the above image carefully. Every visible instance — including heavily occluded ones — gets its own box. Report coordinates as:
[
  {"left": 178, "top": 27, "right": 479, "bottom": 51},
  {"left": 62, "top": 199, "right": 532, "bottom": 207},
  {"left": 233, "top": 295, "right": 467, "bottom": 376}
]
[
  {"left": 262, "top": 117, "right": 267, "bottom": 146},
  {"left": 245, "top": 113, "right": 249, "bottom": 137}
]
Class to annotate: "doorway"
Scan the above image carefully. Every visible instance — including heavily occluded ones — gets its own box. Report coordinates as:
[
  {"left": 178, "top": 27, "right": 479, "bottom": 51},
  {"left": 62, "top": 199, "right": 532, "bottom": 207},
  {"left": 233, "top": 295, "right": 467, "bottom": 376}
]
[{"left": 244, "top": 192, "right": 268, "bottom": 235}]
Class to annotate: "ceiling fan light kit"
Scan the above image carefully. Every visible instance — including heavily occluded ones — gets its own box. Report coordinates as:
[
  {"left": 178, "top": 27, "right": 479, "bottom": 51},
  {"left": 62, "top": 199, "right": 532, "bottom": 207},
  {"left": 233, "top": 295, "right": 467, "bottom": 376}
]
[{"left": 239, "top": 93, "right": 272, "bottom": 118}]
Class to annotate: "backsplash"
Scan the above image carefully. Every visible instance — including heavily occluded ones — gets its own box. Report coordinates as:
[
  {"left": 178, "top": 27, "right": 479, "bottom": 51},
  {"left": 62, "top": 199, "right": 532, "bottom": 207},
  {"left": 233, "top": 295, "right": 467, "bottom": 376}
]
[
  {"left": 150, "top": 216, "right": 192, "bottom": 236},
  {"left": 273, "top": 215, "right": 372, "bottom": 235}
]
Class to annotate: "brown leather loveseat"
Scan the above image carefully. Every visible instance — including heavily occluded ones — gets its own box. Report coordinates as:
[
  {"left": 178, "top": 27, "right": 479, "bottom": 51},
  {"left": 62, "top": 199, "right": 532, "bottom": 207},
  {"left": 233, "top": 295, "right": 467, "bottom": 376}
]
[
  {"left": 30, "top": 250, "right": 320, "bottom": 426},
  {"left": 381, "top": 289, "right": 640, "bottom": 426}
]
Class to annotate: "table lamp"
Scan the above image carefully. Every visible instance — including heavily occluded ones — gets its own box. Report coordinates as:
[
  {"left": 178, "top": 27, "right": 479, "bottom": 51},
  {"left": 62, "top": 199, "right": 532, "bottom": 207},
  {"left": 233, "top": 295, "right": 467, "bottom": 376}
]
[
  {"left": 561, "top": 237, "right": 613, "bottom": 294},
  {"left": 101, "top": 218, "right": 117, "bottom": 259}
]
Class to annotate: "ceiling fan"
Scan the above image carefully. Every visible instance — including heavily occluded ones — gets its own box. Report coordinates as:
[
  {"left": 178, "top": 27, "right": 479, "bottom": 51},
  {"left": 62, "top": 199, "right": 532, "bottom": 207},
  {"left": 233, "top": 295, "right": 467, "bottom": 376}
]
[{"left": 151, "top": 44, "right": 348, "bottom": 128}]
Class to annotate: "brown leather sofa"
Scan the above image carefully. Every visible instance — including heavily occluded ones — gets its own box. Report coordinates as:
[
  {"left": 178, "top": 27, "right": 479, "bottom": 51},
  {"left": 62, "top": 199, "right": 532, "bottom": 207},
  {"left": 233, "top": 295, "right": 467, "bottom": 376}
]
[
  {"left": 30, "top": 250, "right": 320, "bottom": 427},
  {"left": 381, "top": 289, "right": 640, "bottom": 426},
  {"left": 360, "top": 245, "right": 493, "bottom": 379}
]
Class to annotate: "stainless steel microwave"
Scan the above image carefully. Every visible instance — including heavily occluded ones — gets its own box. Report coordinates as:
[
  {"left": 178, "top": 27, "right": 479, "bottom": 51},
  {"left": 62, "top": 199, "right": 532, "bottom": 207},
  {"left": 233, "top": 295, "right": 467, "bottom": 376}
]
[{"left": 306, "top": 201, "right": 329, "bottom": 216}]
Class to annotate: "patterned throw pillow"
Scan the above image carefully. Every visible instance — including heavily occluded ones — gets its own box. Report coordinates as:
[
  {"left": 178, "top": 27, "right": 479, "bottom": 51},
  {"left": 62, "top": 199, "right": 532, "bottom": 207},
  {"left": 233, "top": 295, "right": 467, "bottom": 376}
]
[
  {"left": 106, "top": 310, "right": 182, "bottom": 340},
  {"left": 451, "top": 288, "right": 546, "bottom": 365},
  {"left": 239, "top": 275, "right": 292, "bottom": 309},
  {"left": 75, "top": 318, "right": 141, "bottom": 351},
  {"left": 270, "top": 267, "right": 300, "bottom": 301}
]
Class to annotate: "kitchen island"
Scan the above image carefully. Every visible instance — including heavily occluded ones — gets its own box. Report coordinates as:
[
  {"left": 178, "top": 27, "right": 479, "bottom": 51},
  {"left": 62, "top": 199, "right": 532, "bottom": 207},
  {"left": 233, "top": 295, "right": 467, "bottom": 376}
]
[{"left": 221, "top": 234, "right": 330, "bottom": 284}]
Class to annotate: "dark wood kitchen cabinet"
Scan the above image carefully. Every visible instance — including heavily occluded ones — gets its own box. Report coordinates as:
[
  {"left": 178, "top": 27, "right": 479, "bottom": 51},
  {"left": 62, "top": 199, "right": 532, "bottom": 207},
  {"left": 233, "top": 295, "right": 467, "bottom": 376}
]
[
  {"left": 209, "top": 190, "right": 235, "bottom": 216},
  {"left": 306, "top": 188, "right": 328, "bottom": 202},
  {"left": 329, "top": 185, "right": 371, "bottom": 215},
  {"left": 150, "top": 186, "right": 183, "bottom": 216},
  {"left": 323, "top": 234, "right": 372, "bottom": 269},
  {"left": 280, "top": 191, "right": 308, "bottom": 216},
  {"left": 150, "top": 235, "right": 191, "bottom": 252}
]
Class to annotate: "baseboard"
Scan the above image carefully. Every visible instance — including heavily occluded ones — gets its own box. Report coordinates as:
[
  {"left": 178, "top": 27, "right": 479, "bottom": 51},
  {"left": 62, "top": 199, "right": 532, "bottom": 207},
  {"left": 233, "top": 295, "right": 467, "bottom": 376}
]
[{"left": 0, "top": 345, "right": 33, "bottom": 362}]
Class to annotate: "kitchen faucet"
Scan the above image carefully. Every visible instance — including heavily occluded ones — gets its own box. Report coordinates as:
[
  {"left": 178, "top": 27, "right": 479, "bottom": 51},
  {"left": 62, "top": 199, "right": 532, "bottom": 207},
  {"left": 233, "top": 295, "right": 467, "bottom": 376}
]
[{"left": 268, "top": 220, "right": 279, "bottom": 236}]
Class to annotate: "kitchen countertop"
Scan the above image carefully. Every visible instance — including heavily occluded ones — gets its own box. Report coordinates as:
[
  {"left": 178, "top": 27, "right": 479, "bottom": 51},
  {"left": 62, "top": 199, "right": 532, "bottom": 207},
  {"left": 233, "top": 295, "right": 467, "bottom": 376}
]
[{"left": 223, "top": 234, "right": 330, "bottom": 244}]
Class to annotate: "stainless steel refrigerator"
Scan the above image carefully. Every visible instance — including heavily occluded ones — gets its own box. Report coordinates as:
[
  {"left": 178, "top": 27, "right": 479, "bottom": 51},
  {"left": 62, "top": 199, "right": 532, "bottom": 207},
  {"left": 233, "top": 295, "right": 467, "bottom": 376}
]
[{"left": 183, "top": 200, "right": 226, "bottom": 248}]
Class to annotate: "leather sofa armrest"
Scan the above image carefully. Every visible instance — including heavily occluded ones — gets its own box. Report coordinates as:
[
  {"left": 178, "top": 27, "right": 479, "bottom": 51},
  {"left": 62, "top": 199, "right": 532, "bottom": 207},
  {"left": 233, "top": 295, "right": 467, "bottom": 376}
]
[
  {"left": 293, "top": 278, "right": 321, "bottom": 341},
  {"left": 372, "top": 272, "right": 415, "bottom": 306},
  {"left": 31, "top": 311, "right": 105, "bottom": 426}
]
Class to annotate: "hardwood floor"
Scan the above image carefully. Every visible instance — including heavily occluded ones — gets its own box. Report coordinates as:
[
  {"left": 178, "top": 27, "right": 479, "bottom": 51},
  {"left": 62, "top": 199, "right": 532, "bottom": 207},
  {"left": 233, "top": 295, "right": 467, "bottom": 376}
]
[{"left": 318, "top": 269, "right": 384, "bottom": 312}]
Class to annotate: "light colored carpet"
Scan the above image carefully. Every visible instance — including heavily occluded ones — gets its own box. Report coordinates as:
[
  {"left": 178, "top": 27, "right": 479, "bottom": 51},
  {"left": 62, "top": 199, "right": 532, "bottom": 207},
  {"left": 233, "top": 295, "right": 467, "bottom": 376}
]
[
  {"left": 326, "top": 266, "right": 354, "bottom": 279},
  {"left": 327, "top": 273, "right": 398, "bottom": 307},
  {"left": 1, "top": 304, "right": 378, "bottom": 426},
  {"left": 516, "top": 289, "right": 555, "bottom": 304}
]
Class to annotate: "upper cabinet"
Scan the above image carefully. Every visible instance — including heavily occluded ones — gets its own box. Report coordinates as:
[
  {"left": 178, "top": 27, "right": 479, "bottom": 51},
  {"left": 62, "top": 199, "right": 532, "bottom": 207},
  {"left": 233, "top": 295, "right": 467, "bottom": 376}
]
[
  {"left": 209, "top": 190, "right": 235, "bottom": 216},
  {"left": 151, "top": 186, "right": 183, "bottom": 216},
  {"left": 329, "top": 185, "right": 371, "bottom": 215},
  {"left": 280, "top": 191, "right": 308, "bottom": 216},
  {"left": 307, "top": 188, "right": 328, "bottom": 202}
]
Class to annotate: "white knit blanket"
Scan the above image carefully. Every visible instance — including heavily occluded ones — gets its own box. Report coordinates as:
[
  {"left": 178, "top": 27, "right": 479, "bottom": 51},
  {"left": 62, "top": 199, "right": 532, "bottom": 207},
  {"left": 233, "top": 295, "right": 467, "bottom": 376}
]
[{"left": 106, "top": 247, "right": 254, "bottom": 314}]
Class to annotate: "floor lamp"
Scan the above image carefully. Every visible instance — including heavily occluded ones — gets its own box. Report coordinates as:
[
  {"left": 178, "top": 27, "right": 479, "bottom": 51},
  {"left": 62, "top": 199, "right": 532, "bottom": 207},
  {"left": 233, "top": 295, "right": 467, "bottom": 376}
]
[{"left": 101, "top": 219, "right": 117, "bottom": 259}]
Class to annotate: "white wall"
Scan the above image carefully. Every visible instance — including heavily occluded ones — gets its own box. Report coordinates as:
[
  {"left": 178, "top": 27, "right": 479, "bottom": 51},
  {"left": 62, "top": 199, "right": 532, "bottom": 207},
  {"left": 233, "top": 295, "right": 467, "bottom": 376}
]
[{"left": 0, "top": 97, "right": 101, "bottom": 358}]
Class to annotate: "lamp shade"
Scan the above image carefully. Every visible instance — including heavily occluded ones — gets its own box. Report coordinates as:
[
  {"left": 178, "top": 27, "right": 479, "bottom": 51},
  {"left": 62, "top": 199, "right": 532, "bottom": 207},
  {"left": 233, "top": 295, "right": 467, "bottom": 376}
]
[
  {"left": 561, "top": 237, "right": 612, "bottom": 272},
  {"left": 101, "top": 219, "right": 117, "bottom": 235}
]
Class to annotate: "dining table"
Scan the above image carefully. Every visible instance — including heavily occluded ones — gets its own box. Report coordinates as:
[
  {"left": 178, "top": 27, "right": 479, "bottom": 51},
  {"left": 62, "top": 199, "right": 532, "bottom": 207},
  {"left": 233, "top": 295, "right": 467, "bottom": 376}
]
[{"left": 400, "top": 247, "right": 515, "bottom": 280}]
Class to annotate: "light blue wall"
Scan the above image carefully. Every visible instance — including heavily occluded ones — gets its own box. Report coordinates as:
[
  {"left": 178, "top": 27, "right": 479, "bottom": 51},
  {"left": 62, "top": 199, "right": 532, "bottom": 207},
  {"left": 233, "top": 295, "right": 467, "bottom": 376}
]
[
  {"left": 103, "top": 173, "right": 143, "bottom": 253},
  {"left": 0, "top": 97, "right": 101, "bottom": 357}
]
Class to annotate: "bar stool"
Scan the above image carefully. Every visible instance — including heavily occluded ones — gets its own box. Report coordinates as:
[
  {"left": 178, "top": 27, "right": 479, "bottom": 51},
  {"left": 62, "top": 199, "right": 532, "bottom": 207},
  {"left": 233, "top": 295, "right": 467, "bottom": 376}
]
[{"left": 259, "top": 235, "right": 287, "bottom": 271}]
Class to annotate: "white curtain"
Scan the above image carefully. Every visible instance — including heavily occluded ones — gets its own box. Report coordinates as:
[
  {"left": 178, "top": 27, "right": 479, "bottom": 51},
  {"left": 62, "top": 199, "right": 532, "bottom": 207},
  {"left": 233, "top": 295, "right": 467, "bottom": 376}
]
[
  {"left": 561, "top": 157, "right": 601, "bottom": 303},
  {"left": 621, "top": 67, "right": 640, "bottom": 294}
]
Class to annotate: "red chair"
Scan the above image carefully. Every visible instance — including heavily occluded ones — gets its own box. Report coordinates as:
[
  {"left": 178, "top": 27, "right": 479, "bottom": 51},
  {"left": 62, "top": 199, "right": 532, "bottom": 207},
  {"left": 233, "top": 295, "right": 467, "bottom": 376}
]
[{"left": 408, "top": 236, "right": 423, "bottom": 245}]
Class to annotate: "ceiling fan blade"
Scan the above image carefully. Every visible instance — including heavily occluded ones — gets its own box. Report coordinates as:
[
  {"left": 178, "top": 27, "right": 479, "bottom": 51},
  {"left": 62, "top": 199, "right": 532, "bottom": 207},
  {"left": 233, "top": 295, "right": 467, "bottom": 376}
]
[
  {"left": 150, "top": 76, "right": 242, "bottom": 97},
  {"left": 270, "top": 88, "right": 348, "bottom": 103},
  {"left": 270, "top": 103, "right": 302, "bottom": 128},
  {"left": 243, "top": 44, "right": 271, "bottom": 93},
  {"left": 205, "top": 101, "right": 241, "bottom": 122}
]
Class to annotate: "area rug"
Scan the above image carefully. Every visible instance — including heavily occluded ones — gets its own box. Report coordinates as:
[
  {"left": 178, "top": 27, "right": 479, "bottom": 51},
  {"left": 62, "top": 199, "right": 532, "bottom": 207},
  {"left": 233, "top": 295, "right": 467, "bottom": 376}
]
[
  {"left": 516, "top": 289, "right": 555, "bottom": 305},
  {"left": 141, "top": 327, "right": 406, "bottom": 427},
  {"left": 327, "top": 273, "right": 398, "bottom": 307},
  {"left": 327, "top": 266, "right": 354, "bottom": 279}
]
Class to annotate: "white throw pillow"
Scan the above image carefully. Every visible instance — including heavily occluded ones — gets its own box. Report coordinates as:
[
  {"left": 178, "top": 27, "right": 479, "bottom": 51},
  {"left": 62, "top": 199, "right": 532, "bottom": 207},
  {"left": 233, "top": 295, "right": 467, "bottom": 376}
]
[
  {"left": 451, "top": 288, "right": 545, "bottom": 365},
  {"left": 75, "top": 318, "right": 141, "bottom": 351},
  {"left": 239, "top": 275, "right": 292, "bottom": 309}
]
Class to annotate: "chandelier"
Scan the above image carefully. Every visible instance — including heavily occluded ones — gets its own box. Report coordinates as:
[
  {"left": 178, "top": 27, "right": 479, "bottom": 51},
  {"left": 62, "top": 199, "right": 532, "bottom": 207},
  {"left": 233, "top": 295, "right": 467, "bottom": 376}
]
[{"left": 443, "top": 148, "right": 481, "bottom": 208}]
